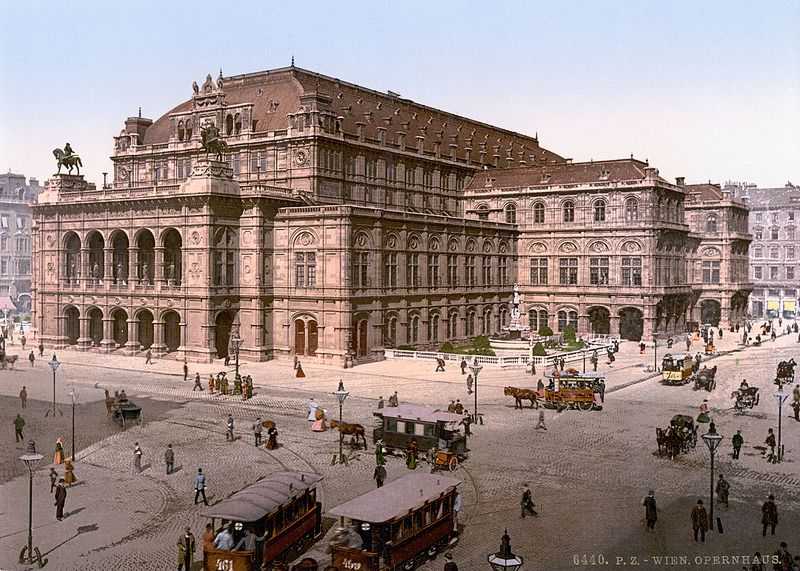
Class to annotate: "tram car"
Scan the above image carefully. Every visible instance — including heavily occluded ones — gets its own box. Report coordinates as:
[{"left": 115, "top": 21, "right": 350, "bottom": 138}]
[
  {"left": 373, "top": 405, "right": 467, "bottom": 457},
  {"left": 543, "top": 371, "right": 604, "bottom": 411},
  {"left": 327, "top": 472, "right": 461, "bottom": 571},
  {"left": 202, "top": 471, "right": 323, "bottom": 571},
  {"left": 661, "top": 353, "right": 693, "bottom": 385}
]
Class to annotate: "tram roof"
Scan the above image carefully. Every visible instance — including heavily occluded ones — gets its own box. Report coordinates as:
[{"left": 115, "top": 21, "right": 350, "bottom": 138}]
[
  {"left": 329, "top": 473, "right": 461, "bottom": 523},
  {"left": 204, "top": 471, "right": 322, "bottom": 522},
  {"left": 375, "top": 404, "right": 464, "bottom": 423}
]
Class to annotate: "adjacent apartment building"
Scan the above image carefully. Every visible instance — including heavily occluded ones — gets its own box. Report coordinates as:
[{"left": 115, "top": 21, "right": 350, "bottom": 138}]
[{"left": 0, "top": 172, "right": 39, "bottom": 309}]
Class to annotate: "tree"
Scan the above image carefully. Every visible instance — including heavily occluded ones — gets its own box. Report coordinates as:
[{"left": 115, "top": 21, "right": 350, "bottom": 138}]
[
  {"left": 563, "top": 325, "right": 577, "bottom": 344},
  {"left": 538, "top": 325, "right": 554, "bottom": 337},
  {"left": 439, "top": 342, "right": 455, "bottom": 353},
  {"left": 532, "top": 342, "right": 547, "bottom": 356}
]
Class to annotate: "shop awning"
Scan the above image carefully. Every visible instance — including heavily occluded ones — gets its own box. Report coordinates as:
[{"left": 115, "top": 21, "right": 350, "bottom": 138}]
[
  {"left": 767, "top": 300, "right": 780, "bottom": 310},
  {"left": 783, "top": 300, "right": 796, "bottom": 311}
]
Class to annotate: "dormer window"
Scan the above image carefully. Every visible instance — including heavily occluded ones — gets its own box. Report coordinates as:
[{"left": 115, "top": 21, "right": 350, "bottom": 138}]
[
  {"left": 177, "top": 120, "right": 185, "bottom": 142},
  {"left": 477, "top": 205, "right": 489, "bottom": 221}
]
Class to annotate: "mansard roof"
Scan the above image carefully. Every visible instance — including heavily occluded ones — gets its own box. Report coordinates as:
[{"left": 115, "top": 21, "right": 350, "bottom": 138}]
[
  {"left": 142, "top": 66, "right": 564, "bottom": 164},
  {"left": 685, "top": 183, "right": 723, "bottom": 201},
  {"left": 464, "top": 158, "right": 665, "bottom": 191}
]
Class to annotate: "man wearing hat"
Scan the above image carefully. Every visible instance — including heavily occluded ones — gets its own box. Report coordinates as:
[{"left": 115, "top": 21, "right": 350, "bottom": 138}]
[
  {"left": 444, "top": 553, "right": 459, "bottom": 571},
  {"left": 642, "top": 490, "right": 657, "bottom": 531},
  {"left": 761, "top": 494, "right": 778, "bottom": 536},
  {"left": 731, "top": 430, "right": 744, "bottom": 459},
  {"left": 691, "top": 499, "right": 708, "bottom": 543}
]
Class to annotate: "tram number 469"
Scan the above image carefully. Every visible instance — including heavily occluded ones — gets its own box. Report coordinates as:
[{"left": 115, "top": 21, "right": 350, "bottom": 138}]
[
  {"left": 215, "top": 560, "right": 234, "bottom": 571},
  {"left": 342, "top": 559, "right": 363, "bottom": 570}
]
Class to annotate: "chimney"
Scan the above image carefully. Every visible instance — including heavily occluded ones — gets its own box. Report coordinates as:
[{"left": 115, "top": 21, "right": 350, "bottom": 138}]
[{"left": 675, "top": 177, "right": 685, "bottom": 187}]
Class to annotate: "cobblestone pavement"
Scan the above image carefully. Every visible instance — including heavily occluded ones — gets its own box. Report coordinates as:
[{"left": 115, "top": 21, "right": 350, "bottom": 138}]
[{"left": 0, "top": 322, "right": 798, "bottom": 570}]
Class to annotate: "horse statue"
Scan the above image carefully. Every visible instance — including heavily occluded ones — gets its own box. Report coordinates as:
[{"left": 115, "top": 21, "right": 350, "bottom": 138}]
[
  {"left": 200, "top": 122, "right": 228, "bottom": 161},
  {"left": 53, "top": 143, "right": 83, "bottom": 175}
]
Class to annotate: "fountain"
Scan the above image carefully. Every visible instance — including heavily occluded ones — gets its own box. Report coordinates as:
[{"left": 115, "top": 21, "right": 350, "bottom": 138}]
[{"left": 490, "top": 284, "right": 532, "bottom": 352}]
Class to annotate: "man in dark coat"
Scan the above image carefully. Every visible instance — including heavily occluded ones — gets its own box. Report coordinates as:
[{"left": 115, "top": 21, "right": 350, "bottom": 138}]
[
  {"left": 642, "top": 490, "right": 657, "bottom": 531},
  {"left": 765, "top": 428, "right": 776, "bottom": 462},
  {"left": 520, "top": 485, "right": 538, "bottom": 518},
  {"left": 177, "top": 527, "right": 196, "bottom": 571},
  {"left": 732, "top": 430, "right": 744, "bottom": 459},
  {"left": 164, "top": 444, "right": 175, "bottom": 475},
  {"left": 373, "top": 464, "right": 386, "bottom": 488},
  {"left": 716, "top": 474, "right": 730, "bottom": 507},
  {"left": 14, "top": 414, "right": 25, "bottom": 442},
  {"left": 460, "top": 358, "right": 467, "bottom": 375},
  {"left": 38, "top": 341, "right": 44, "bottom": 357},
  {"left": 54, "top": 479, "right": 67, "bottom": 520},
  {"left": 691, "top": 499, "right": 708, "bottom": 542},
  {"left": 761, "top": 494, "right": 778, "bottom": 536},
  {"left": 183, "top": 360, "right": 189, "bottom": 382}
]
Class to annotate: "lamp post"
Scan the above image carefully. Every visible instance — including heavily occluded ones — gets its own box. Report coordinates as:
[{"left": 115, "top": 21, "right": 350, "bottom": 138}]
[
  {"left": 701, "top": 425, "right": 724, "bottom": 533},
  {"left": 18, "top": 441, "right": 46, "bottom": 568},
  {"left": 231, "top": 332, "right": 243, "bottom": 380},
  {"left": 774, "top": 389, "right": 788, "bottom": 462},
  {"left": 333, "top": 380, "right": 349, "bottom": 465},
  {"left": 102, "top": 172, "right": 108, "bottom": 189},
  {"left": 68, "top": 387, "right": 79, "bottom": 461},
  {"left": 469, "top": 359, "right": 483, "bottom": 425},
  {"left": 46, "top": 355, "right": 62, "bottom": 417},
  {"left": 488, "top": 529, "right": 523, "bottom": 571},
  {"left": 653, "top": 337, "right": 658, "bottom": 373}
]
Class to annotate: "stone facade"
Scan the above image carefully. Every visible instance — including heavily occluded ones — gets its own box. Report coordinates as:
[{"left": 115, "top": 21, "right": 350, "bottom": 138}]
[{"left": 0, "top": 172, "right": 39, "bottom": 308}]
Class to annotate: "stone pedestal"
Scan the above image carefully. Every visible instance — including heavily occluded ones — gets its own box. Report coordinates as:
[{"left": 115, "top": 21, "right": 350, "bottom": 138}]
[{"left": 180, "top": 158, "right": 237, "bottom": 195}]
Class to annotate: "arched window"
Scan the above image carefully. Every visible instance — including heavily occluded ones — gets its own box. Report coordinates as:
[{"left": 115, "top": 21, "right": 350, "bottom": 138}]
[
  {"left": 563, "top": 201, "right": 575, "bottom": 223},
  {"left": 504, "top": 204, "right": 517, "bottom": 224},
  {"left": 234, "top": 113, "right": 242, "bottom": 135},
  {"left": 410, "top": 315, "right": 419, "bottom": 344},
  {"left": 477, "top": 204, "right": 489, "bottom": 221},
  {"left": 177, "top": 121, "right": 185, "bottom": 142},
  {"left": 225, "top": 115, "right": 234, "bottom": 136},
  {"left": 213, "top": 227, "right": 237, "bottom": 286},
  {"left": 625, "top": 198, "right": 639, "bottom": 221},
  {"left": 705, "top": 214, "right": 718, "bottom": 233},
  {"left": 482, "top": 308, "right": 492, "bottom": 334},
  {"left": 447, "top": 310, "right": 459, "bottom": 339},
  {"left": 185, "top": 120, "right": 193, "bottom": 140},
  {"left": 466, "top": 310, "right": 476, "bottom": 337},
  {"left": 593, "top": 199, "right": 606, "bottom": 222},
  {"left": 387, "top": 316, "right": 398, "bottom": 347},
  {"left": 428, "top": 313, "right": 440, "bottom": 342},
  {"left": 532, "top": 202, "right": 545, "bottom": 224}
]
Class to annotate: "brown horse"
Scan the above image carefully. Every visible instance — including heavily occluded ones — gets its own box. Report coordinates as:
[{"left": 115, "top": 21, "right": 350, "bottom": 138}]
[
  {"left": 329, "top": 419, "right": 368, "bottom": 450},
  {"left": 504, "top": 386, "right": 538, "bottom": 409}
]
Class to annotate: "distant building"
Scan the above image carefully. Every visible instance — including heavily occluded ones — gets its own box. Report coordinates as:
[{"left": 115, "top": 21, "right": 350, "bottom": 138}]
[
  {"left": 728, "top": 181, "right": 800, "bottom": 319},
  {"left": 0, "top": 172, "right": 39, "bottom": 310}
]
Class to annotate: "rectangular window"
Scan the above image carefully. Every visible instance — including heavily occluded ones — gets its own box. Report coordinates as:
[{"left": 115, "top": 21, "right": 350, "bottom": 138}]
[
  {"left": 0, "top": 216, "right": 7, "bottom": 229},
  {"left": 481, "top": 256, "right": 492, "bottom": 286},
  {"left": 756, "top": 213, "right": 763, "bottom": 222},
  {"left": 428, "top": 254, "right": 440, "bottom": 288},
  {"left": 232, "top": 154, "right": 241, "bottom": 176},
  {"left": 16, "top": 217, "right": 26, "bottom": 230},
  {"left": 353, "top": 252, "right": 369, "bottom": 288},
  {"left": 386, "top": 418, "right": 397, "bottom": 432},
  {"left": 788, "top": 228, "right": 796, "bottom": 241},
  {"left": 754, "top": 266, "right": 762, "bottom": 279},
  {"left": 529, "top": 257, "right": 548, "bottom": 285},
  {"left": 770, "top": 248, "right": 779, "bottom": 259},
  {"left": 787, "top": 267, "right": 795, "bottom": 280},
  {"left": 770, "top": 267, "right": 779, "bottom": 280},
  {"left": 0, "top": 259, "right": 6, "bottom": 275},
  {"left": 771, "top": 228, "right": 779, "bottom": 240},
  {"left": 295, "top": 252, "right": 316, "bottom": 288},
  {"left": 466, "top": 255, "right": 476, "bottom": 286},
  {"left": 785, "top": 288, "right": 797, "bottom": 297},
  {"left": 295, "top": 253, "right": 305, "bottom": 287},
  {"left": 213, "top": 252, "right": 223, "bottom": 285},
  {"left": 384, "top": 253, "right": 398, "bottom": 288},
  {"left": 787, "top": 246, "right": 795, "bottom": 260},
  {"left": 790, "top": 212, "right": 796, "bottom": 222},
  {"left": 559, "top": 257, "right": 578, "bottom": 285},
  {"left": 407, "top": 253, "right": 419, "bottom": 288},
  {"left": 769, "top": 289, "right": 780, "bottom": 297},
  {"left": 702, "top": 261, "right": 720, "bottom": 284},
  {"left": 773, "top": 213, "right": 779, "bottom": 223},
  {"left": 589, "top": 257, "right": 609, "bottom": 285},
  {"left": 621, "top": 257, "right": 642, "bottom": 286},
  {"left": 404, "top": 421, "right": 415, "bottom": 435},
  {"left": 498, "top": 256, "right": 508, "bottom": 285}
]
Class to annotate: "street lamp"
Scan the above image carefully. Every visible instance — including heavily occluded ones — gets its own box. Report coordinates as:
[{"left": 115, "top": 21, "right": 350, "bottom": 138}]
[
  {"left": 69, "top": 387, "right": 79, "bottom": 461},
  {"left": 46, "top": 355, "right": 62, "bottom": 417},
  {"left": 469, "top": 359, "right": 483, "bottom": 425},
  {"left": 701, "top": 424, "right": 724, "bottom": 533},
  {"left": 231, "top": 332, "right": 243, "bottom": 381},
  {"left": 18, "top": 441, "right": 46, "bottom": 568},
  {"left": 653, "top": 337, "right": 658, "bottom": 373},
  {"left": 333, "top": 380, "right": 349, "bottom": 465},
  {"left": 488, "top": 529, "right": 523, "bottom": 571},
  {"left": 774, "top": 389, "right": 789, "bottom": 462}
]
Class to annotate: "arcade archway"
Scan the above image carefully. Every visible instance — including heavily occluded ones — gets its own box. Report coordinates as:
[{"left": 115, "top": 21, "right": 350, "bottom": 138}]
[
  {"left": 137, "top": 310, "right": 154, "bottom": 350},
  {"left": 64, "top": 306, "right": 79, "bottom": 345},
  {"left": 111, "top": 309, "right": 128, "bottom": 347},
  {"left": 700, "top": 299, "right": 721, "bottom": 326},
  {"left": 588, "top": 307, "right": 610, "bottom": 335},
  {"left": 163, "top": 310, "right": 181, "bottom": 353},
  {"left": 618, "top": 307, "right": 643, "bottom": 341},
  {"left": 87, "top": 307, "right": 103, "bottom": 347},
  {"left": 215, "top": 311, "right": 234, "bottom": 358}
]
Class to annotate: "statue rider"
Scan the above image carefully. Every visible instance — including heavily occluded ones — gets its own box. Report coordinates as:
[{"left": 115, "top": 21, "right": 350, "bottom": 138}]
[{"left": 63, "top": 142, "right": 74, "bottom": 158}]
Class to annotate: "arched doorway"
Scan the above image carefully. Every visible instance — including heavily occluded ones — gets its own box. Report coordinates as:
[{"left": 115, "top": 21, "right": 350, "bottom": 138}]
[
  {"left": 294, "top": 319, "right": 306, "bottom": 356},
  {"left": 163, "top": 311, "right": 181, "bottom": 353},
  {"left": 112, "top": 309, "right": 128, "bottom": 347},
  {"left": 136, "top": 230, "right": 155, "bottom": 284},
  {"left": 137, "top": 310, "right": 154, "bottom": 350},
  {"left": 618, "top": 307, "right": 643, "bottom": 341},
  {"left": 354, "top": 318, "right": 368, "bottom": 357},
  {"left": 700, "top": 300, "right": 721, "bottom": 326},
  {"left": 64, "top": 306, "right": 79, "bottom": 345},
  {"left": 87, "top": 307, "right": 103, "bottom": 347},
  {"left": 588, "top": 307, "right": 610, "bottom": 335},
  {"left": 215, "top": 311, "right": 234, "bottom": 358},
  {"left": 162, "top": 229, "right": 182, "bottom": 285}
]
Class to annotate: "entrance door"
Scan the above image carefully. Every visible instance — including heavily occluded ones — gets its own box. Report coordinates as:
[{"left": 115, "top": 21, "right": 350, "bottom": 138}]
[
  {"left": 356, "top": 319, "right": 368, "bottom": 357},
  {"left": 112, "top": 310, "right": 128, "bottom": 346},
  {"left": 64, "top": 307, "right": 79, "bottom": 345},
  {"left": 294, "top": 320, "right": 306, "bottom": 356},
  {"left": 588, "top": 307, "right": 610, "bottom": 335},
  {"left": 619, "top": 308, "right": 643, "bottom": 341},
  {"left": 215, "top": 311, "right": 234, "bottom": 358},
  {"left": 307, "top": 321, "right": 318, "bottom": 356},
  {"left": 138, "top": 311, "right": 154, "bottom": 350},
  {"left": 88, "top": 308, "right": 103, "bottom": 346},
  {"left": 163, "top": 311, "right": 181, "bottom": 352}
]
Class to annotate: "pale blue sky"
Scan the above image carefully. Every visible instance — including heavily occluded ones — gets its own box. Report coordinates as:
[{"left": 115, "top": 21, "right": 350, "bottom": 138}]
[{"left": 2, "top": 0, "right": 798, "bottom": 188}]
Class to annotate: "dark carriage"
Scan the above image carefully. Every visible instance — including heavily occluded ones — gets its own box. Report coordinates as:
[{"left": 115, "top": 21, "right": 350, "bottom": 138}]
[
  {"left": 732, "top": 386, "right": 760, "bottom": 412},
  {"left": 327, "top": 473, "right": 461, "bottom": 571},
  {"left": 111, "top": 400, "right": 143, "bottom": 429},
  {"left": 693, "top": 366, "right": 718, "bottom": 391},
  {"left": 373, "top": 405, "right": 467, "bottom": 460},
  {"left": 203, "top": 471, "right": 323, "bottom": 571},
  {"left": 775, "top": 358, "right": 796, "bottom": 387},
  {"left": 656, "top": 414, "right": 697, "bottom": 458}
]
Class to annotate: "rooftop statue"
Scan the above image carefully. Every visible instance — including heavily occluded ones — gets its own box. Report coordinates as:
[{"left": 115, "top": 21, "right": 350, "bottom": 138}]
[
  {"left": 200, "top": 122, "right": 228, "bottom": 161},
  {"left": 53, "top": 142, "right": 83, "bottom": 175}
]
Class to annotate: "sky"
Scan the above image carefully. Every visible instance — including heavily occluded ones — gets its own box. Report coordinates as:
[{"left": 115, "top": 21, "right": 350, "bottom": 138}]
[{"left": 1, "top": 0, "right": 798, "bottom": 188}]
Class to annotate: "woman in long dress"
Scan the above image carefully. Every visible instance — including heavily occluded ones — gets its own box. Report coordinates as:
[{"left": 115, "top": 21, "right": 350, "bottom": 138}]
[
  {"left": 311, "top": 408, "right": 327, "bottom": 432},
  {"left": 697, "top": 399, "right": 711, "bottom": 424},
  {"left": 54, "top": 437, "right": 65, "bottom": 464},
  {"left": 64, "top": 459, "right": 77, "bottom": 485}
]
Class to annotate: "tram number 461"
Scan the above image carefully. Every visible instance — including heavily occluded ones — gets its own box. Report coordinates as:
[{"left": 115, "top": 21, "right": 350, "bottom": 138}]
[
  {"left": 215, "top": 560, "right": 234, "bottom": 571},
  {"left": 342, "top": 559, "right": 363, "bottom": 570}
]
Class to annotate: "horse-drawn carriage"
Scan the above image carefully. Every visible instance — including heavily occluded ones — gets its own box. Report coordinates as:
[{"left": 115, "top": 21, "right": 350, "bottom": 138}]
[
  {"left": 775, "top": 359, "right": 796, "bottom": 387},
  {"left": 656, "top": 414, "right": 697, "bottom": 458},
  {"left": 693, "top": 366, "right": 718, "bottom": 391},
  {"left": 111, "top": 398, "right": 142, "bottom": 429},
  {"left": 542, "top": 371, "right": 604, "bottom": 411},
  {"left": 731, "top": 386, "right": 760, "bottom": 413},
  {"left": 661, "top": 353, "right": 693, "bottom": 385}
]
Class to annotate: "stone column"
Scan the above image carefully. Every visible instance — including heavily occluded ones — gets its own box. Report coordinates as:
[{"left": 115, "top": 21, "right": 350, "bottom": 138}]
[
  {"left": 80, "top": 247, "right": 90, "bottom": 287},
  {"left": 125, "top": 318, "right": 140, "bottom": 354},
  {"left": 100, "top": 317, "right": 115, "bottom": 352},
  {"left": 103, "top": 247, "right": 114, "bottom": 290},
  {"left": 77, "top": 315, "right": 91, "bottom": 350},
  {"left": 129, "top": 247, "right": 139, "bottom": 284},
  {"left": 54, "top": 314, "right": 68, "bottom": 349},
  {"left": 151, "top": 320, "right": 166, "bottom": 356},
  {"left": 155, "top": 247, "right": 165, "bottom": 285}
]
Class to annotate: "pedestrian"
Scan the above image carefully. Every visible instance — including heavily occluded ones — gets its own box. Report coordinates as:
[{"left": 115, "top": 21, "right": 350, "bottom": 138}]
[
  {"left": 591, "top": 351, "right": 598, "bottom": 372},
  {"left": 28, "top": 351, "right": 34, "bottom": 367},
  {"left": 223, "top": 352, "right": 230, "bottom": 366},
  {"left": 266, "top": 425, "right": 278, "bottom": 449},
  {"left": 193, "top": 372, "right": 203, "bottom": 391},
  {"left": 21, "top": 334, "right": 26, "bottom": 350},
  {"left": 732, "top": 430, "right": 743, "bottom": 459},
  {"left": 54, "top": 478, "right": 67, "bottom": 521},
  {"left": 295, "top": 362, "right": 305, "bottom": 378},
  {"left": 19, "top": 386, "right": 27, "bottom": 409},
  {"left": 434, "top": 357, "right": 444, "bottom": 372},
  {"left": 373, "top": 464, "right": 386, "bottom": 488},
  {"left": 447, "top": 400, "right": 456, "bottom": 413},
  {"left": 194, "top": 468, "right": 209, "bottom": 505},
  {"left": 133, "top": 442, "right": 143, "bottom": 472},
  {"left": 226, "top": 415, "right": 235, "bottom": 441},
  {"left": 253, "top": 418, "right": 263, "bottom": 446},
  {"left": 454, "top": 399, "right": 463, "bottom": 414},
  {"left": 691, "top": 499, "right": 708, "bottom": 543},
  {"left": 686, "top": 336, "right": 692, "bottom": 352},
  {"left": 443, "top": 552, "right": 459, "bottom": 571},
  {"left": 792, "top": 400, "right": 800, "bottom": 422},
  {"left": 462, "top": 411, "right": 472, "bottom": 437},
  {"left": 453, "top": 490, "right": 462, "bottom": 531},
  {"left": 771, "top": 330, "right": 776, "bottom": 342},
  {"left": 307, "top": 398, "right": 318, "bottom": 421},
  {"left": 642, "top": 490, "right": 657, "bottom": 531},
  {"left": 145, "top": 349, "right": 153, "bottom": 365},
  {"left": 466, "top": 374, "right": 474, "bottom": 395},
  {"left": 774, "top": 542, "right": 793, "bottom": 571},
  {"left": 164, "top": 444, "right": 175, "bottom": 475},
  {"left": 535, "top": 409, "right": 547, "bottom": 430},
  {"left": 718, "top": 328, "right": 723, "bottom": 339},
  {"left": 14, "top": 413, "right": 25, "bottom": 442},
  {"left": 183, "top": 359, "right": 189, "bottom": 382},
  {"left": 716, "top": 474, "right": 730, "bottom": 507},
  {"left": 375, "top": 439, "right": 386, "bottom": 466},
  {"left": 208, "top": 374, "right": 215, "bottom": 394},
  {"left": 520, "top": 484, "right": 538, "bottom": 518},
  {"left": 598, "top": 379, "right": 606, "bottom": 403},
  {"left": 177, "top": 526, "right": 196, "bottom": 571},
  {"left": 49, "top": 467, "right": 58, "bottom": 493},
  {"left": 54, "top": 437, "right": 65, "bottom": 464},
  {"left": 761, "top": 494, "right": 778, "bottom": 536},
  {"left": 377, "top": 395, "right": 384, "bottom": 409},
  {"left": 388, "top": 391, "right": 399, "bottom": 407},
  {"left": 202, "top": 524, "right": 215, "bottom": 567},
  {"left": 460, "top": 358, "right": 467, "bottom": 375},
  {"left": 559, "top": 357, "right": 565, "bottom": 371},
  {"left": 639, "top": 341, "right": 646, "bottom": 354},
  {"left": 765, "top": 428, "right": 776, "bottom": 463},
  {"left": 38, "top": 341, "right": 44, "bottom": 357},
  {"left": 293, "top": 355, "right": 299, "bottom": 370}
]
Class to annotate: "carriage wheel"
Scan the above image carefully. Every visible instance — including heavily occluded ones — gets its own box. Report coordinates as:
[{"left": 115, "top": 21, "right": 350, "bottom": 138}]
[
  {"left": 578, "top": 401, "right": 593, "bottom": 411},
  {"left": 403, "top": 558, "right": 417, "bottom": 571},
  {"left": 448, "top": 457, "right": 459, "bottom": 471}
]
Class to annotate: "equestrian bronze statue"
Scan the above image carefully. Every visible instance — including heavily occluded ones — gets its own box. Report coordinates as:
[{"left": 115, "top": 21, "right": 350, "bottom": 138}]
[
  {"left": 200, "top": 123, "right": 228, "bottom": 161},
  {"left": 53, "top": 142, "right": 83, "bottom": 175}
]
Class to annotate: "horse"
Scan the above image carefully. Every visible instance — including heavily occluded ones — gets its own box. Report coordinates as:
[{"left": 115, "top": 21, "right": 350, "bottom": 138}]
[
  {"left": 53, "top": 148, "right": 82, "bottom": 175},
  {"left": 777, "top": 358, "right": 796, "bottom": 380},
  {"left": 503, "top": 386, "right": 538, "bottom": 409},
  {"left": 0, "top": 354, "right": 18, "bottom": 370},
  {"left": 329, "top": 419, "right": 368, "bottom": 450}
]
